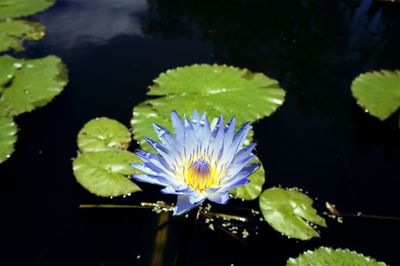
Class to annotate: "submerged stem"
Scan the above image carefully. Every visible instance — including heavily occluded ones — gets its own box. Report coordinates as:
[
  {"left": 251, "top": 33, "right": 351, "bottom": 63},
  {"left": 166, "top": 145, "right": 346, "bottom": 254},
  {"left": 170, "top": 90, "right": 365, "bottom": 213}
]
[{"left": 173, "top": 207, "right": 199, "bottom": 266}]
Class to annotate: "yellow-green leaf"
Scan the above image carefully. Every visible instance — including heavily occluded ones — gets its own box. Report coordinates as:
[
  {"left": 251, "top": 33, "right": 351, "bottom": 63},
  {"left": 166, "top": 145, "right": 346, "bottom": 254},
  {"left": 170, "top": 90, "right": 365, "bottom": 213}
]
[
  {"left": 78, "top": 117, "right": 131, "bottom": 153},
  {"left": 73, "top": 150, "right": 141, "bottom": 197},
  {"left": 0, "top": 116, "right": 17, "bottom": 164},
  {"left": 0, "top": 19, "right": 45, "bottom": 52},
  {"left": 287, "top": 246, "right": 387, "bottom": 266},
  {"left": 259, "top": 187, "right": 326, "bottom": 240},
  {"left": 0, "top": 55, "right": 68, "bottom": 117},
  {"left": 0, "top": 0, "right": 55, "bottom": 19},
  {"left": 351, "top": 70, "right": 400, "bottom": 121},
  {"left": 230, "top": 157, "right": 265, "bottom": 200}
]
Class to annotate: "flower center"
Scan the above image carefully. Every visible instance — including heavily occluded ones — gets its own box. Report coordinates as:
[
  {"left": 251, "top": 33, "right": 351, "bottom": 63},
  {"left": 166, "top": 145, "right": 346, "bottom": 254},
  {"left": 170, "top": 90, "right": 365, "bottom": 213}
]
[{"left": 186, "top": 159, "right": 215, "bottom": 192}]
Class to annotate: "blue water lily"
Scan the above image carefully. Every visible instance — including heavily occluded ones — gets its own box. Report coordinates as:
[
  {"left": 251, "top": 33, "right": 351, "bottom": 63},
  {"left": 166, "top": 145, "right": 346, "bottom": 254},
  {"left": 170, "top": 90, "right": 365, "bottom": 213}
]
[{"left": 131, "top": 110, "right": 260, "bottom": 215}]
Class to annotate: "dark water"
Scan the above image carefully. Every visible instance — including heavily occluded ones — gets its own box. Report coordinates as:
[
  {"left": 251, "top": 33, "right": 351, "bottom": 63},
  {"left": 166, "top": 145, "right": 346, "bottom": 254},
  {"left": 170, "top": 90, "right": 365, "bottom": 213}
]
[{"left": 1, "top": 0, "right": 400, "bottom": 265}]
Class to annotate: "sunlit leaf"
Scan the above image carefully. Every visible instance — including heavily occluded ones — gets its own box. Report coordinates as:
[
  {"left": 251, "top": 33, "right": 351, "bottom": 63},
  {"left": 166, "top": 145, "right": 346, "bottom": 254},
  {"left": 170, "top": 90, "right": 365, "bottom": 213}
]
[
  {"left": 148, "top": 64, "right": 285, "bottom": 123},
  {"left": 0, "top": 55, "right": 68, "bottom": 117},
  {"left": 259, "top": 187, "right": 326, "bottom": 240},
  {"left": 230, "top": 158, "right": 265, "bottom": 200},
  {"left": 0, "top": 0, "right": 55, "bottom": 19},
  {"left": 73, "top": 150, "right": 141, "bottom": 197},
  {"left": 0, "top": 20, "right": 45, "bottom": 52},
  {"left": 78, "top": 117, "right": 131, "bottom": 153},
  {"left": 0, "top": 117, "right": 17, "bottom": 164},
  {"left": 287, "top": 246, "right": 387, "bottom": 266},
  {"left": 130, "top": 65, "right": 282, "bottom": 151},
  {"left": 351, "top": 70, "right": 400, "bottom": 120}
]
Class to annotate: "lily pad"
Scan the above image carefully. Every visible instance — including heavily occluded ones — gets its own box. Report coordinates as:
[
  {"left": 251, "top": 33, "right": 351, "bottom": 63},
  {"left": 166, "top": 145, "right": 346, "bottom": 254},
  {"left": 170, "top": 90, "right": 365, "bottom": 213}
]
[
  {"left": 78, "top": 117, "right": 131, "bottom": 153},
  {"left": 0, "top": 0, "right": 55, "bottom": 20},
  {"left": 148, "top": 64, "right": 285, "bottom": 123},
  {"left": 131, "top": 64, "right": 284, "bottom": 150},
  {"left": 73, "top": 150, "right": 142, "bottom": 197},
  {"left": 0, "top": 20, "right": 45, "bottom": 52},
  {"left": 259, "top": 187, "right": 326, "bottom": 240},
  {"left": 230, "top": 158, "right": 265, "bottom": 200},
  {"left": 0, "top": 55, "right": 68, "bottom": 117},
  {"left": 0, "top": 116, "right": 17, "bottom": 164},
  {"left": 287, "top": 246, "right": 387, "bottom": 266},
  {"left": 351, "top": 70, "right": 400, "bottom": 120}
]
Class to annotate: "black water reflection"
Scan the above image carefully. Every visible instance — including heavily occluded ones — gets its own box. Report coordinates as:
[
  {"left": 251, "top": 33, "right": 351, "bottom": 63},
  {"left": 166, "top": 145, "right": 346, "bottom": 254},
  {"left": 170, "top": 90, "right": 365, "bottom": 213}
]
[{"left": 0, "top": 0, "right": 399, "bottom": 265}]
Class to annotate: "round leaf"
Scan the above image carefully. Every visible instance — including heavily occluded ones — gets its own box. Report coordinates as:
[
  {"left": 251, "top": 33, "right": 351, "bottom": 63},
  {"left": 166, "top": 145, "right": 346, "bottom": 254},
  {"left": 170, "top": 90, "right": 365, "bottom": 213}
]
[
  {"left": 72, "top": 150, "right": 141, "bottom": 197},
  {"left": 78, "top": 117, "right": 131, "bottom": 153},
  {"left": 287, "top": 246, "right": 387, "bottom": 266},
  {"left": 259, "top": 187, "right": 326, "bottom": 240},
  {"left": 148, "top": 64, "right": 285, "bottom": 124},
  {"left": 0, "top": 117, "right": 17, "bottom": 164},
  {"left": 0, "top": 0, "right": 55, "bottom": 19},
  {"left": 0, "top": 20, "right": 45, "bottom": 52},
  {"left": 351, "top": 70, "right": 400, "bottom": 120},
  {"left": 230, "top": 157, "right": 265, "bottom": 200},
  {"left": 0, "top": 55, "right": 68, "bottom": 117}
]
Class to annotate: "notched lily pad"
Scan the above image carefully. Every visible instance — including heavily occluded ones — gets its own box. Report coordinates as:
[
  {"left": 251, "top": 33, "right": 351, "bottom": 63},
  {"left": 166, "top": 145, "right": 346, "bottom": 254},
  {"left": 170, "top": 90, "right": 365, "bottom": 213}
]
[
  {"left": 0, "top": 116, "right": 17, "bottom": 164},
  {"left": 287, "top": 246, "right": 387, "bottom": 266},
  {"left": 0, "top": 0, "right": 55, "bottom": 19},
  {"left": 0, "top": 19, "right": 45, "bottom": 52},
  {"left": 259, "top": 187, "right": 326, "bottom": 240},
  {"left": 148, "top": 64, "right": 286, "bottom": 124},
  {"left": 351, "top": 70, "right": 400, "bottom": 121},
  {"left": 78, "top": 117, "right": 131, "bottom": 153},
  {"left": 73, "top": 150, "right": 142, "bottom": 197},
  {"left": 0, "top": 55, "right": 68, "bottom": 117},
  {"left": 230, "top": 157, "right": 265, "bottom": 200}
]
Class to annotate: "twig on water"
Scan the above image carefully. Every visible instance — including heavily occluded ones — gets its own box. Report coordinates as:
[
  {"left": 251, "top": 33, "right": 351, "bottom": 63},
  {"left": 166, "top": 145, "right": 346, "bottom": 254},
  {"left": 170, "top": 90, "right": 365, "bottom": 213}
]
[{"left": 325, "top": 202, "right": 400, "bottom": 222}]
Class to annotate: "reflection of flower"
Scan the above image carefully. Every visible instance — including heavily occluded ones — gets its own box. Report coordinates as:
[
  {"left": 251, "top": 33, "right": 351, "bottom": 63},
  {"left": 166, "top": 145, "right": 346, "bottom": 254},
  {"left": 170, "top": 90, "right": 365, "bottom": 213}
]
[{"left": 132, "top": 110, "right": 260, "bottom": 215}]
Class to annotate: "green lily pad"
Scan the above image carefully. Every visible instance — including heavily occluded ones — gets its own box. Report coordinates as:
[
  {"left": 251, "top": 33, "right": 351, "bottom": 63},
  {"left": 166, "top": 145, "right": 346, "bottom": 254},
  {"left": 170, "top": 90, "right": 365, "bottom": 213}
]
[
  {"left": 148, "top": 64, "right": 285, "bottom": 123},
  {"left": 0, "top": 19, "right": 45, "bottom": 52},
  {"left": 78, "top": 117, "right": 131, "bottom": 153},
  {"left": 73, "top": 150, "right": 142, "bottom": 197},
  {"left": 0, "top": 0, "right": 55, "bottom": 19},
  {"left": 0, "top": 116, "right": 17, "bottom": 164},
  {"left": 230, "top": 158, "right": 265, "bottom": 200},
  {"left": 259, "top": 187, "right": 326, "bottom": 240},
  {"left": 0, "top": 54, "right": 18, "bottom": 91},
  {"left": 131, "top": 64, "right": 284, "bottom": 150},
  {"left": 287, "top": 246, "right": 387, "bottom": 266},
  {"left": 0, "top": 55, "right": 68, "bottom": 117},
  {"left": 351, "top": 70, "right": 400, "bottom": 120}
]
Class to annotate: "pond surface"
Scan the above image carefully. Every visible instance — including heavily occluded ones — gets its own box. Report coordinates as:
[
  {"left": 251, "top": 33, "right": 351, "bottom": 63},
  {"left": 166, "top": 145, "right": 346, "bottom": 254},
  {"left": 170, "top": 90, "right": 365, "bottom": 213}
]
[{"left": 1, "top": 0, "right": 400, "bottom": 265}]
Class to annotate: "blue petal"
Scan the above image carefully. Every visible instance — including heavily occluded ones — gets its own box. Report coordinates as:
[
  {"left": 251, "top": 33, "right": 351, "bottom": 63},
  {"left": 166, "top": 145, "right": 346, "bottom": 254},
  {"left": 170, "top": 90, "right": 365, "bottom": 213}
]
[
  {"left": 132, "top": 173, "right": 173, "bottom": 187},
  {"left": 144, "top": 138, "right": 177, "bottom": 166},
  {"left": 220, "top": 177, "right": 250, "bottom": 192},
  {"left": 227, "top": 154, "right": 256, "bottom": 178},
  {"left": 174, "top": 194, "right": 203, "bottom": 215},
  {"left": 191, "top": 109, "right": 200, "bottom": 130},
  {"left": 197, "top": 112, "right": 212, "bottom": 147},
  {"left": 171, "top": 110, "right": 185, "bottom": 140},
  {"left": 224, "top": 117, "right": 236, "bottom": 147},
  {"left": 152, "top": 123, "right": 177, "bottom": 150},
  {"left": 208, "top": 192, "right": 230, "bottom": 204},
  {"left": 220, "top": 162, "right": 260, "bottom": 192},
  {"left": 135, "top": 149, "right": 174, "bottom": 174},
  {"left": 230, "top": 122, "right": 251, "bottom": 152}
]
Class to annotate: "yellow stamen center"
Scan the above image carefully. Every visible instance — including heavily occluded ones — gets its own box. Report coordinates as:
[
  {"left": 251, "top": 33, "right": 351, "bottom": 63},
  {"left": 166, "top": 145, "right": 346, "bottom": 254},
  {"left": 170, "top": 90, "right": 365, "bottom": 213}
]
[{"left": 186, "top": 159, "right": 217, "bottom": 192}]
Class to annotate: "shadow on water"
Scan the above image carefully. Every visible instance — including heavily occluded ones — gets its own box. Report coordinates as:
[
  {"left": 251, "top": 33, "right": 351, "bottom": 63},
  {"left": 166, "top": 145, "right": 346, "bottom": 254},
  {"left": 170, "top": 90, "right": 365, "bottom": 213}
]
[{"left": 0, "top": 0, "right": 399, "bottom": 265}]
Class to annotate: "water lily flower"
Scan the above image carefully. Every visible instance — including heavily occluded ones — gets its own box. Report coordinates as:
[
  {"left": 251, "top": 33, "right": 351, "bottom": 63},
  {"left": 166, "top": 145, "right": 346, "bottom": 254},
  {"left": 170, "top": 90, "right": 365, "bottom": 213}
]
[{"left": 131, "top": 110, "right": 260, "bottom": 215}]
